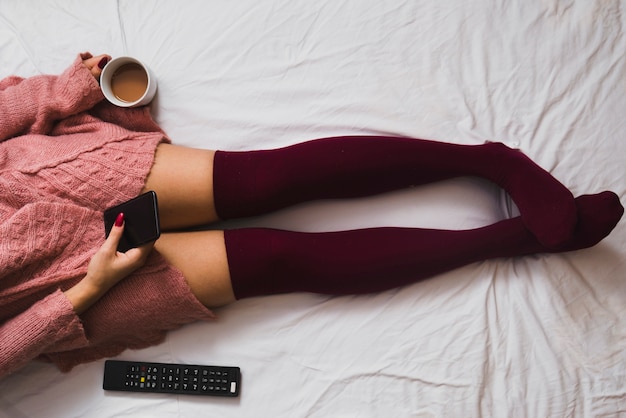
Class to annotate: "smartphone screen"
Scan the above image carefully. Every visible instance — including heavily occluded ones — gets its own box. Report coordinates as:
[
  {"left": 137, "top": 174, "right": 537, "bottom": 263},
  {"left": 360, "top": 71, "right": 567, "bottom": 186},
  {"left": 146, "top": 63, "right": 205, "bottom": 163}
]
[{"left": 103, "top": 191, "right": 161, "bottom": 252}]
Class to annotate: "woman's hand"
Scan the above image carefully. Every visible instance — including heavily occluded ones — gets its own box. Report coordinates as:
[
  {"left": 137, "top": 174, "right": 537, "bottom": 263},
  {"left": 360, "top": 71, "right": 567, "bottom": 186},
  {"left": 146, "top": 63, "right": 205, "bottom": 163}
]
[
  {"left": 86, "top": 213, "right": 153, "bottom": 291},
  {"left": 64, "top": 213, "right": 153, "bottom": 314},
  {"left": 81, "top": 52, "right": 112, "bottom": 80}
]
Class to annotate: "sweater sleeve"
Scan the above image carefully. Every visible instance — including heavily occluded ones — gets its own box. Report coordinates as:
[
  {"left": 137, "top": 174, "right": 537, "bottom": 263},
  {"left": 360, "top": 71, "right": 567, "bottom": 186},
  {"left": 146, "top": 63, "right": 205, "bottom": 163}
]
[
  {"left": 0, "top": 53, "right": 104, "bottom": 142},
  {"left": 0, "top": 289, "right": 89, "bottom": 378}
]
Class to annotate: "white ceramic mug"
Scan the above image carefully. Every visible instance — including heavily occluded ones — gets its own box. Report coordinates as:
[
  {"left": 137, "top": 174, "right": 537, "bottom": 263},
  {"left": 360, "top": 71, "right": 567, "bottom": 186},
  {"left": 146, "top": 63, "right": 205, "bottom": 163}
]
[{"left": 100, "top": 57, "right": 157, "bottom": 107}]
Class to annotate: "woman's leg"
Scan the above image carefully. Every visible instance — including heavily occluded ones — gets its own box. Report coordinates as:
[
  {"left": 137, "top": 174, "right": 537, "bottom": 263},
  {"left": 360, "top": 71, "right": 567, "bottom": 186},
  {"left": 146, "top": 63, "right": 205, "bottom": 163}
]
[
  {"left": 213, "top": 136, "right": 577, "bottom": 247},
  {"left": 154, "top": 230, "right": 236, "bottom": 307},
  {"left": 143, "top": 143, "right": 219, "bottom": 230},
  {"left": 144, "top": 138, "right": 575, "bottom": 247},
  {"left": 156, "top": 192, "right": 621, "bottom": 305}
]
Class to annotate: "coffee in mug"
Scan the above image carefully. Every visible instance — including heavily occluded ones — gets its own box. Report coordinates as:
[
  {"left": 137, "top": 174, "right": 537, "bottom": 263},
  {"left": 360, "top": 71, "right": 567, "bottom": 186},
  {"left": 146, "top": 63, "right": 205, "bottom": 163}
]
[
  {"left": 100, "top": 57, "right": 157, "bottom": 107},
  {"left": 111, "top": 63, "right": 149, "bottom": 103}
]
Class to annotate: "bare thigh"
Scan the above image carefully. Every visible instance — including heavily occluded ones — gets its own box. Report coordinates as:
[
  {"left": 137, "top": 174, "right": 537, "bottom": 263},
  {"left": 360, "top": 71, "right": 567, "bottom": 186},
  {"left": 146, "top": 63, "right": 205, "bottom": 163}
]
[
  {"left": 142, "top": 143, "right": 219, "bottom": 230},
  {"left": 154, "top": 230, "right": 236, "bottom": 308}
]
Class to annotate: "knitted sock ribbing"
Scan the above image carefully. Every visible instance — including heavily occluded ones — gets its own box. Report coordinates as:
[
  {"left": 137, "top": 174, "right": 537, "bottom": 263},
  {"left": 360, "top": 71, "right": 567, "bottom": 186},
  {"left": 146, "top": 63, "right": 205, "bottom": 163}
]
[
  {"left": 225, "top": 192, "right": 622, "bottom": 299},
  {"left": 214, "top": 136, "right": 577, "bottom": 248}
]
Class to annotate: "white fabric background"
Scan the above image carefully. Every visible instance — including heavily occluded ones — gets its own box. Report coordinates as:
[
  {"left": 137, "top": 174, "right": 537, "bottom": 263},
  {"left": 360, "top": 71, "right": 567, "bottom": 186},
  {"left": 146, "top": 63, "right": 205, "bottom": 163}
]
[{"left": 1, "top": 1, "right": 625, "bottom": 416}]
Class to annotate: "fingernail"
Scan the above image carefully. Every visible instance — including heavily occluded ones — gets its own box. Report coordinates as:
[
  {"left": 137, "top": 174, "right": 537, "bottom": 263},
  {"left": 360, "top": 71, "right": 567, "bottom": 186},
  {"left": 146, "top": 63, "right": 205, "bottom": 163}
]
[
  {"left": 98, "top": 57, "right": 109, "bottom": 69},
  {"left": 115, "top": 213, "right": 124, "bottom": 227}
]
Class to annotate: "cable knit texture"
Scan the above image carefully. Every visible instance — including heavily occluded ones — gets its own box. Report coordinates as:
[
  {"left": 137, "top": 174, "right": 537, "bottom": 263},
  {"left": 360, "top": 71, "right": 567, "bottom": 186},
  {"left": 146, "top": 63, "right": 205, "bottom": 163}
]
[{"left": 0, "top": 54, "right": 214, "bottom": 378}]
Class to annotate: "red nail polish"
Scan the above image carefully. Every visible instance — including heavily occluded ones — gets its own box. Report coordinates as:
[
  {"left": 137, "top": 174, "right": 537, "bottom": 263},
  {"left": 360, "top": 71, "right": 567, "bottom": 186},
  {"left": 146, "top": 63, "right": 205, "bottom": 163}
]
[
  {"left": 115, "top": 213, "right": 124, "bottom": 227},
  {"left": 98, "top": 57, "right": 109, "bottom": 69}
]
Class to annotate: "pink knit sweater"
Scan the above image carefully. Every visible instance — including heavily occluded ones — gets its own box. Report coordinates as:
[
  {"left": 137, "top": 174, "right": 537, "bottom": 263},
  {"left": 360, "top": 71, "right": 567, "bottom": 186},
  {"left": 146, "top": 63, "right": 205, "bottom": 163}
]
[{"left": 0, "top": 54, "right": 214, "bottom": 378}]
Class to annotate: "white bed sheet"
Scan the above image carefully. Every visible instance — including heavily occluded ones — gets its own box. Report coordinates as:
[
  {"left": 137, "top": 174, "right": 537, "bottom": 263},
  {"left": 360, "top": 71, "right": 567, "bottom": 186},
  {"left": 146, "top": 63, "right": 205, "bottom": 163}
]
[{"left": 1, "top": 1, "right": 625, "bottom": 417}]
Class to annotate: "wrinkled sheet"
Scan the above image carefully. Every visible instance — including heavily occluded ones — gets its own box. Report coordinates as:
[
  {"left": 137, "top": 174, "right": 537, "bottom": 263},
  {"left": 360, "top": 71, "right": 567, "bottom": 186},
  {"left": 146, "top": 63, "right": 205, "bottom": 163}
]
[{"left": 1, "top": 1, "right": 625, "bottom": 416}]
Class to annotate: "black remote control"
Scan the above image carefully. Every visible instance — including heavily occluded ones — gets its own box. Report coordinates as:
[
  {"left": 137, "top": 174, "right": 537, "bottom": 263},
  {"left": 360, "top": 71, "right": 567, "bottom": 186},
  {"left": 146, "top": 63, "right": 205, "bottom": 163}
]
[{"left": 103, "top": 360, "right": 241, "bottom": 397}]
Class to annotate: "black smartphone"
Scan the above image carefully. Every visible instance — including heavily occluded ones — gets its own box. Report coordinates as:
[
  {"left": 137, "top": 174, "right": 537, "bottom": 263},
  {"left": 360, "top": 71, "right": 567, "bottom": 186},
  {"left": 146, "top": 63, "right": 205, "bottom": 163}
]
[{"left": 103, "top": 191, "right": 161, "bottom": 252}]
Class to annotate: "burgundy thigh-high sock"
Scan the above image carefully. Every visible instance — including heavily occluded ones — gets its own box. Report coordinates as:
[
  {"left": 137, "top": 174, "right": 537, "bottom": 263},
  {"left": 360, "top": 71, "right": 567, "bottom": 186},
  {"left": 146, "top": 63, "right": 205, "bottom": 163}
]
[
  {"left": 214, "top": 136, "right": 576, "bottom": 248},
  {"left": 224, "top": 192, "right": 622, "bottom": 299}
]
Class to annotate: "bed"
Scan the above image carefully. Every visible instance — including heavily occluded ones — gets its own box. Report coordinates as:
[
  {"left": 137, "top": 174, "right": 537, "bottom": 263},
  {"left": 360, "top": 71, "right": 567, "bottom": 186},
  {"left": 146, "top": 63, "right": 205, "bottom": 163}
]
[{"left": 1, "top": 1, "right": 625, "bottom": 416}]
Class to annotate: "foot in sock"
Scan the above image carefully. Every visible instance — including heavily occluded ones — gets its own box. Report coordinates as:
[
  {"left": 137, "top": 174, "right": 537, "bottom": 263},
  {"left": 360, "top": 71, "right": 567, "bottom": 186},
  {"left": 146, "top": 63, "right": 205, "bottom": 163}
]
[
  {"left": 546, "top": 191, "right": 623, "bottom": 253},
  {"left": 480, "top": 142, "right": 577, "bottom": 248}
]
